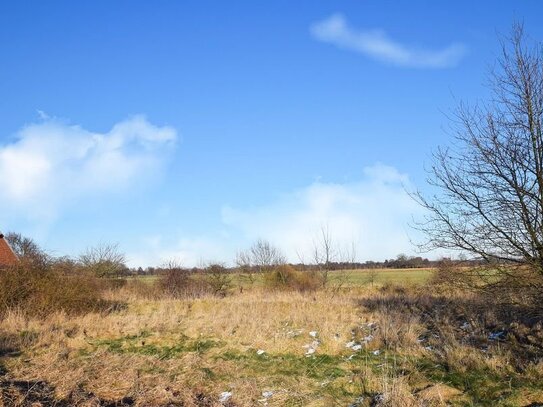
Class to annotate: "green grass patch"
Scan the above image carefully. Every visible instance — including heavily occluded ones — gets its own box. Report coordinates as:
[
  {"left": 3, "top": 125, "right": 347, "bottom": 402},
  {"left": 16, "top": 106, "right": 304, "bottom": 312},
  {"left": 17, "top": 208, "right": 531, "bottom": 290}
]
[{"left": 91, "top": 332, "right": 222, "bottom": 359}]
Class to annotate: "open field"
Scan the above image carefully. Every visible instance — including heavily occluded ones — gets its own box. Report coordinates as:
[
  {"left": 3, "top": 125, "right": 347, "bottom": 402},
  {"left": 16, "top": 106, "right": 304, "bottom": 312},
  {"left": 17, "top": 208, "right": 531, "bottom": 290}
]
[
  {"left": 135, "top": 268, "right": 434, "bottom": 288},
  {"left": 328, "top": 268, "right": 433, "bottom": 286},
  {"left": 1, "top": 268, "right": 543, "bottom": 406}
]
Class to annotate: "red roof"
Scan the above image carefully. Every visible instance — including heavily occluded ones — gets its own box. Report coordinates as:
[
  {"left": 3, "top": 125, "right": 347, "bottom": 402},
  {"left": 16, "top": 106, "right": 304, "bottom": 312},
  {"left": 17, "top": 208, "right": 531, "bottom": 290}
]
[{"left": 0, "top": 234, "right": 18, "bottom": 266}]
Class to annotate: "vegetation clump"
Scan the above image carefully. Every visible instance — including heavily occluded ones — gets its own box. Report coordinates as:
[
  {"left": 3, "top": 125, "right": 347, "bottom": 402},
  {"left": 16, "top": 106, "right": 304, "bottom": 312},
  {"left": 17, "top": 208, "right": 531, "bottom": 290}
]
[
  {"left": 0, "top": 259, "right": 117, "bottom": 317},
  {"left": 0, "top": 234, "right": 121, "bottom": 317},
  {"left": 156, "top": 260, "right": 211, "bottom": 298},
  {"left": 263, "top": 264, "right": 321, "bottom": 292}
]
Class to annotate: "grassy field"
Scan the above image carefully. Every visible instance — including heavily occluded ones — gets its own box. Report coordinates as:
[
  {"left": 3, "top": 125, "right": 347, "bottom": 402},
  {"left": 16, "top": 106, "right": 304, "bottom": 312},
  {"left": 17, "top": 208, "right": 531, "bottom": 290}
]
[
  {"left": 1, "top": 267, "right": 543, "bottom": 406},
  {"left": 329, "top": 268, "right": 433, "bottom": 286},
  {"left": 135, "top": 268, "right": 433, "bottom": 288}
]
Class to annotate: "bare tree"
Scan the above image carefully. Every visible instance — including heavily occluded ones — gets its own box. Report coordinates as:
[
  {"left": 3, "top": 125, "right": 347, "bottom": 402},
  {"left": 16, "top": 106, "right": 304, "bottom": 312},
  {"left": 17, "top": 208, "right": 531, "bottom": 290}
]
[
  {"left": 79, "top": 243, "right": 127, "bottom": 278},
  {"left": 312, "top": 225, "right": 337, "bottom": 287},
  {"left": 248, "top": 239, "right": 285, "bottom": 273},
  {"left": 5, "top": 232, "right": 48, "bottom": 266},
  {"left": 312, "top": 225, "right": 335, "bottom": 266},
  {"left": 415, "top": 24, "right": 543, "bottom": 301}
]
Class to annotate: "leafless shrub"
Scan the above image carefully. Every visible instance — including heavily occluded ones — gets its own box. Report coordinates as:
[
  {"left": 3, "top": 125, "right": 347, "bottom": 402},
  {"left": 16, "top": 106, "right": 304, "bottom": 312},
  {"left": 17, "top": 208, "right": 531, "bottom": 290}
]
[
  {"left": 205, "top": 264, "right": 232, "bottom": 297},
  {"left": 157, "top": 260, "right": 210, "bottom": 298},
  {"left": 0, "top": 259, "right": 115, "bottom": 317},
  {"left": 79, "top": 243, "right": 127, "bottom": 278},
  {"left": 312, "top": 225, "right": 335, "bottom": 287}
]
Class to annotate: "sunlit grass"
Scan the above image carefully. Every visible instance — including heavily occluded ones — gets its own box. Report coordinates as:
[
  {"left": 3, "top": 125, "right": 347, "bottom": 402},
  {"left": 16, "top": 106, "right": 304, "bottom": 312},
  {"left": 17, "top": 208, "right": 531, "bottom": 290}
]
[{"left": 2, "top": 269, "right": 542, "bottom": 406}]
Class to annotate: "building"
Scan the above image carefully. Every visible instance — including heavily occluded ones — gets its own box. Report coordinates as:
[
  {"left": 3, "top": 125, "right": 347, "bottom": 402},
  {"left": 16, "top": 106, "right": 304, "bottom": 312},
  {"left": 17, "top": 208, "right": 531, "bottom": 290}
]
[{"left": 0, "top": 233, "right": 18, "bottom": 267}]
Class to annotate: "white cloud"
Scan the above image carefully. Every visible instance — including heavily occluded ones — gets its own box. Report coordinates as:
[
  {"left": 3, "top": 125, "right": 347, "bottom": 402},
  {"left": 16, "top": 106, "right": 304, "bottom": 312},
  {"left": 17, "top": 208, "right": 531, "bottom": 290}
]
[
  {"left": 222, "top": 163, "right": 423, "bottom": 263},
  {"left": 310, "top": 14, "right": 467, "bottom": 68},
  {"left": 126, "top": 164, "right": 425, "bottom": 267},
  {"left": 128, "top": 164, "right": 422, "bottom": 267},
  {"left": 0, "top": 115, "right": 177, "bottom": 222}
]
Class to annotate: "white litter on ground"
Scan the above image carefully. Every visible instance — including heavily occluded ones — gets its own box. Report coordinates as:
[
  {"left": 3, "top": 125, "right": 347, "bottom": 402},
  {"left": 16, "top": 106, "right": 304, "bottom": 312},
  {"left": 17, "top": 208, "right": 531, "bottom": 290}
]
[
  {"left": 219, "top": 391, "right": 232, "bottom": 403},
  {"left": 262, "top": 391, "right": 273, "bottom": 398},
  {"left": 309, "top": 331, "right": 318, "bottom": 337},
  {"left": 256, "top": 349, "right": 265, "bottom": 355},
  {"left": 345, "top": 341, "right": 356, "bottom": 348},
  {"left": 372, "top": 350, "right": 381, "bottom": 356},
  {"left": 286, "top": 329, "right": 302, "bottom": 338},
  {"left": 351, "top": 344, "right": 363, "bottom": 351},
  {"left": 305, "top": 347, "right": 316, "bottom": 356},
  {"left": 348, "top": 395, "right": 365, "bottom": 407}
]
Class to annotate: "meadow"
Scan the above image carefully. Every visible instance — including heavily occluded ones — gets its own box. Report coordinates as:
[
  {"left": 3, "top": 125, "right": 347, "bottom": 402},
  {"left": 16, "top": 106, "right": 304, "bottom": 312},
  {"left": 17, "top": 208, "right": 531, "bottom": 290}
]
[
  {"left": 1, "top": 267, "right": 543, "bottom": 406},
  {"left": 136, "top": 268, "right": 434, "bottom": 288}
]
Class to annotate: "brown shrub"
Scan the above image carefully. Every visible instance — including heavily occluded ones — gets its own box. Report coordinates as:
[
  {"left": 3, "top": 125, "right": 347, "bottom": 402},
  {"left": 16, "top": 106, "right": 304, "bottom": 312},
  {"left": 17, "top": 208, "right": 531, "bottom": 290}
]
[
  {"left": 263, "top": 265, "right": 321, "bottom": 292},
  {"left": 0, "top": 259, "right": 118, "bottom": 317},
  {"left": 156, "top": 268, "right": 211, "bottom": 298},
  {"left": 205, "top": 264, "right": 232, "bottom": 297}
]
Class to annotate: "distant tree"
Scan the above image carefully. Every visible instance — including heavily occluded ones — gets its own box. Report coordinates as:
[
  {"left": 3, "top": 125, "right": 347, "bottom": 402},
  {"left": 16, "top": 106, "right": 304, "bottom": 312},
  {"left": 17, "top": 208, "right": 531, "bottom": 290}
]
[
  {"left": 158, "top": 259, "right": 190, "bottom": 297},
  {"left": 248, "top": 239, "right": 286, "bottom": 272},
  {"left": 206, "top": 263, "right": 232, "bottom": 297},
  {"left": 312, "top": 225, "right": 338, "bottom": 287},
  {"left": 79, "top": 243, "right": 126, "bottom": 278},
  {"left": 5, "top": 232, "right": 48, "bottom": 267}
]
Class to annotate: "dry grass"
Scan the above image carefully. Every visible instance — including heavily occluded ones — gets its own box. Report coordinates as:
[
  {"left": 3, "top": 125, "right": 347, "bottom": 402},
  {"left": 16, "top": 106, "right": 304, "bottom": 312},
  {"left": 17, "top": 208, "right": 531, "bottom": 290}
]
[{"left": 1, "top": 271, "right": 543, "bottom": 406}]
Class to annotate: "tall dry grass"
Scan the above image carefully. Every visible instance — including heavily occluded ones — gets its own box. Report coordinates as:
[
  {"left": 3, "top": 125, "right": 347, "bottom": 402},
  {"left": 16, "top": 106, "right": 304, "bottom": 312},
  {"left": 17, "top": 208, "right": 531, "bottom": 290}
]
[{"left": 1, "top": 269, "right": 543, "bottom": 406}]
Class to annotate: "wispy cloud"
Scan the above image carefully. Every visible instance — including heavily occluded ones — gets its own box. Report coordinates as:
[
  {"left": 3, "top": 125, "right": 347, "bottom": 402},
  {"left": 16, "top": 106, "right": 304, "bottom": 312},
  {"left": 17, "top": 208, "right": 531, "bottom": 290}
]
[
  {"left": 0, "top": 115, "right": 177, "bottom": 224},
  {"left": 222, "top": 163, "right": 423, "bottom": 263},
  {"left": 127, "top": 164, "right": 424, "bottom": 267},
  {"left": 310, "top": 13, "right": 467, "bottom": 68}
]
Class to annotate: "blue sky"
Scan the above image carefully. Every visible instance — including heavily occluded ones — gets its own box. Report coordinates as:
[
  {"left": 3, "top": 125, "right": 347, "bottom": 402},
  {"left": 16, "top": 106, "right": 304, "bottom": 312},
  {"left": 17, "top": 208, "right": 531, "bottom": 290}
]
[{"left": 1, "top": 1, "right": 541, "bottom": 266}]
